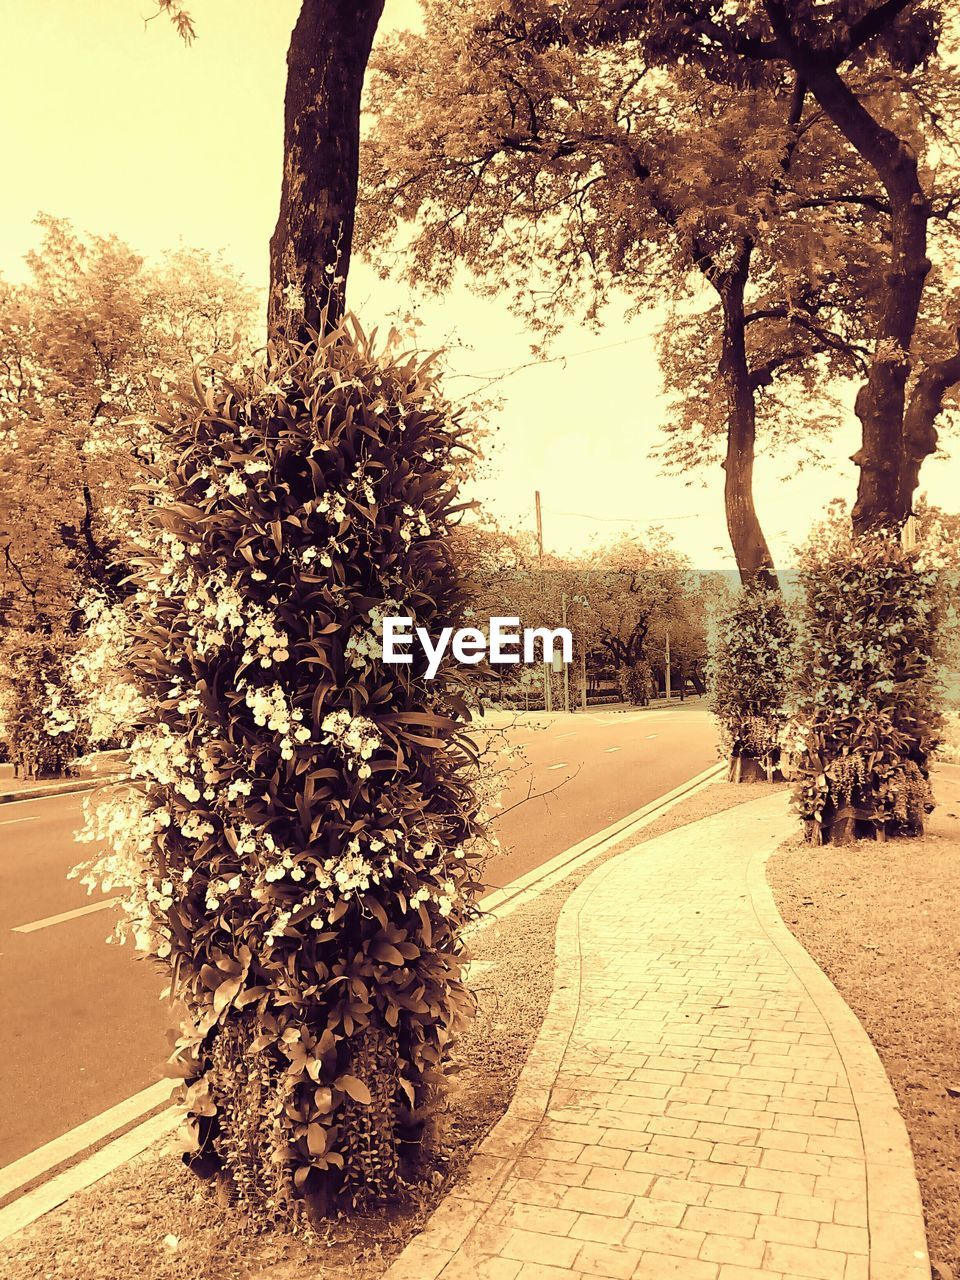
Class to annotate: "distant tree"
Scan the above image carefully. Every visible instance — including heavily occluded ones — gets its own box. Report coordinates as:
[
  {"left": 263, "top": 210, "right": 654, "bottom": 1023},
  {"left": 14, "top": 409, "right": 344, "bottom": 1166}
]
[{"left": 0, "top": 216, "right": 257, "bottom": 632}]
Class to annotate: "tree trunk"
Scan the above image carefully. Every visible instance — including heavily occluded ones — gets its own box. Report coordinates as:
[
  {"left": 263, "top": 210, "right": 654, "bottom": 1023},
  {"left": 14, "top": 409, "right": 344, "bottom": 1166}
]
[
  {"left": 764, "top": 19, "right": 933, "bottom": 533},
  {"left": 268, "top": 0, "right": 386, "bottom": 342},
  {"left": 718, "top": 247, "right": 779, "bottom": 589}
]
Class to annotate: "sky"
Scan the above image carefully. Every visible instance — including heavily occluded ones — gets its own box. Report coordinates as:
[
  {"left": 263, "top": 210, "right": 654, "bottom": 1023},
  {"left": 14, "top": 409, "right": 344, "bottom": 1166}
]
[{"left": 3, "top": 0, "right": 958, "bottom": 570}]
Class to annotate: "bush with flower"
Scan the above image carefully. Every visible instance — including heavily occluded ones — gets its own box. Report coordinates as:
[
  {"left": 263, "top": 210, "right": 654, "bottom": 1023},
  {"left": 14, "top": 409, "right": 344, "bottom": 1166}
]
[
  {"left": 709, "top": 579, "right": 794, "bottom": 782},
  {"left": 73, "top": 320, "right": 487, "bottom": 1220},
  {"left": 789, "top": 517, "right": 945, "bottom": 844},
  {"left": 0, "top": 627, "right": 89, "bottom": 776}
]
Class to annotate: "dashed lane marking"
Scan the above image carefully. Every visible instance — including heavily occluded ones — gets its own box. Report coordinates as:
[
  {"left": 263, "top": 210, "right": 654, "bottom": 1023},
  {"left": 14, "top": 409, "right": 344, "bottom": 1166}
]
[{"left": 13, "top": 898, "right": 119, "bottom": 934}]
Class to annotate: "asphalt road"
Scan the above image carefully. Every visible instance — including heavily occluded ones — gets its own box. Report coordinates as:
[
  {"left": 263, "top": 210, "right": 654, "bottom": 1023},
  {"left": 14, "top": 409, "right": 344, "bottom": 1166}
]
[
  {"left": 481, "top": 700, "right": 718, "bottom": 886},
  {"left": 0, "top": 700, "right": 717, "bottom": 1169}
]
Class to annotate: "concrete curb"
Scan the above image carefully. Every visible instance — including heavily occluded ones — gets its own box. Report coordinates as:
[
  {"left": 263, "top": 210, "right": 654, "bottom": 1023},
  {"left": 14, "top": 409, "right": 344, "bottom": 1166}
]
[
  {"left": 0, "top": 775, "right": 127, "bottom": 805},
  {"left": 382, "top": 813, "right": 622, "bottom": 1280},
  {"left": 748, "top": 838, "right": 931, "bottom": 1280}
]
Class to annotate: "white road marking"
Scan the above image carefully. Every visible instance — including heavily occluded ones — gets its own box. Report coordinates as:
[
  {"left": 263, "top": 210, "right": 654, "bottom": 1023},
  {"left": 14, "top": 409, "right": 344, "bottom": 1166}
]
[
  {"left": 604, "top": 747, "right": 621, "bottom": 753},
  {"left": 0, "top": 1107, "right": 179, "bottom": 1242},
  {"left": 13, "top": 898, "right": 119, "bottom": 934},
  {"left": 0, "top": 816, "right": 39, "bottom": 827},
  {"left": 555, "top": 732, "right": 577, "bottom": 739},
  {"left": 0, "top": 1080, "right": 173, "bottom": 1203},
  {"left": 547, "top": 762, "right": 569, "bottom": 771},
  {"left": 646, "top": 734, "right": 658, "bottom": 739}
]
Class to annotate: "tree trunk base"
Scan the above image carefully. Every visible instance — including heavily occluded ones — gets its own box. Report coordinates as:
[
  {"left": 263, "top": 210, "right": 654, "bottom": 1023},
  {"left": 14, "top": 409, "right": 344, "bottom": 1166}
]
[
  {"left": 805, "top": 813, "right": 925, "bottom": 845},
  {"left": 727, "top": 753, "right": 784, "bottom": 784}
]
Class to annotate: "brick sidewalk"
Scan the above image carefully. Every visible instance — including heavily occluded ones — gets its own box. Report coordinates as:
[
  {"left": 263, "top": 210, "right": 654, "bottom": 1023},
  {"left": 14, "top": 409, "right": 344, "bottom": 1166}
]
[{"left": 385, "top": 792, "right": 929, "bottom": 1280}]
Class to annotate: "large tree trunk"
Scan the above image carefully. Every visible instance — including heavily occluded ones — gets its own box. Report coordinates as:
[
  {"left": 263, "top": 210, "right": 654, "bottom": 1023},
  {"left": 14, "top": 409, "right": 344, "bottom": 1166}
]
[
  {"left": 765, "top": 11, "right": 934, "bottom": 533},
  {"left": 268, "top": 0, "right": 386, "bottom": 342},
  {"left": 718, "top": 247, "right": 779, "bottom": 589}
]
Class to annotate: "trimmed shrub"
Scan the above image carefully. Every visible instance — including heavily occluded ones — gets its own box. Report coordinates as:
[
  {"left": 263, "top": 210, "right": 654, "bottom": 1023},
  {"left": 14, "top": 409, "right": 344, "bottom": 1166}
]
[
  {"left": 75, "top": 321, "right": 485, "bottom": 1219},
  {"left": 790, "top": 523, "right": 943, "bottom": 844},
  {"left": 618, "top": 661, "right": 652, "bottom": 706},
  {"left": 710, "top": 581, "right": 794, "bottom": 782}
]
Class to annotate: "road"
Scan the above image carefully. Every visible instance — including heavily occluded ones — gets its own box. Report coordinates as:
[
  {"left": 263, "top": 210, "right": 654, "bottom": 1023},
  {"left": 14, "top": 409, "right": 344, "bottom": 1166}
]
[
  {"left": 0, "top": 700, "right": 717, "bottom": 1169},
  {"left": 481, "top": 701, "right": 717, "bottom": 886}
]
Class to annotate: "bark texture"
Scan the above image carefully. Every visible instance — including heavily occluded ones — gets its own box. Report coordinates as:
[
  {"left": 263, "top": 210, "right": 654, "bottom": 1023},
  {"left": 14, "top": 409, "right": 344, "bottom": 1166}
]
[
  {"left": 764, "top": 1, "right": 947, "bottom": 533},
  {"left": 268, "top": 0, "right": 386, "bottom": 341},
  {"left": 718, "top": 245, "right": 779, "bottom": 589}
]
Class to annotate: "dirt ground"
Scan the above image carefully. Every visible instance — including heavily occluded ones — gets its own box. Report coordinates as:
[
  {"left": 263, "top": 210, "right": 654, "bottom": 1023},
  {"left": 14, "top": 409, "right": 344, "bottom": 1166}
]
[
  {"left": 769, "top": 765, "right": 960, "bottom": 1280},
  {"left": 0, "top": 777, "right": 769, "bottom": 1280}
]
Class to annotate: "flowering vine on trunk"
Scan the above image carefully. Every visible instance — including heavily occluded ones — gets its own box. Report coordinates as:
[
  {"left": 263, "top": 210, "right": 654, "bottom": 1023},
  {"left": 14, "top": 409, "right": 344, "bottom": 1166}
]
[{"left": 76, "top": 323, "right": 486, "bottom": 1216}]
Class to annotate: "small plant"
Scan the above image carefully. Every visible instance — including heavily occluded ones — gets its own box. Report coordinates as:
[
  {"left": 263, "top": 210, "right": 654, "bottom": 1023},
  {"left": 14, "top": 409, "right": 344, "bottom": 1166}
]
[
  {"left": 790, "top": 520, "right": 944, "bottom": 844},
  {"left": 710, "top": 581, "right": 794, "bottom": 782},
  {"left": 75, "top": 320, "right": 486, "bottom": 1219}
]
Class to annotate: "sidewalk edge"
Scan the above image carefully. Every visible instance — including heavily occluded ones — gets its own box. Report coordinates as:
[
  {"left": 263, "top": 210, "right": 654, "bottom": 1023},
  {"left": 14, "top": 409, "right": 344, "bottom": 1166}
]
[
  {"left": 0, "top": 775, "right": 128, "bottom": 805},
  {"left": 747, "top": 832, "right": 931, "bottom": 1280}
]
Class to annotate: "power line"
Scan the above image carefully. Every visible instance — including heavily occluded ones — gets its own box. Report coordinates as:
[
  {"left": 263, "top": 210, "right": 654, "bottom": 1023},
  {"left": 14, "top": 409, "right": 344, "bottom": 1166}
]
[
  {"left": 545, "top": 508, "right": 698, "bottom": 524},
  {"left": 448, "top": 332, "right": 653, "bottom": 387}
]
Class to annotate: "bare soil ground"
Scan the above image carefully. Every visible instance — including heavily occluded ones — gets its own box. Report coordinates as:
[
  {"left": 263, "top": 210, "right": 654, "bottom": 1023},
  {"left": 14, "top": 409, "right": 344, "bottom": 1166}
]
[
  {"left": 769, "top": 765, "right": 960, "bottom": 1280},
  {"left": 0, "top": 778, "right": 771, "bottom": 1280}
]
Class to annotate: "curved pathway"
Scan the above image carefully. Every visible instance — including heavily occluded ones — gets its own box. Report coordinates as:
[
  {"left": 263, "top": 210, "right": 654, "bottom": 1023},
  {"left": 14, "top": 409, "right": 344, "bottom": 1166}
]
[{"left": 384, "top": 791, "right": 929, "bottom": 1280}]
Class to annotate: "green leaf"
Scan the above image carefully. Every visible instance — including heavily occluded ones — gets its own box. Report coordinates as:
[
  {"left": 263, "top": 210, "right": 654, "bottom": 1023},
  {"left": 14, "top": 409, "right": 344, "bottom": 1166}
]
[{"left": 335, "top": 1074, "right": 372, "bottom": 1105}]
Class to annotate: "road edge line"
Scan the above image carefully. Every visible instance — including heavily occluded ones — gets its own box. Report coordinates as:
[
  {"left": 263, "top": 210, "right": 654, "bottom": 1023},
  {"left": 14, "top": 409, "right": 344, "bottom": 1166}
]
[
  {"left": 476, "top": 760, "right": 725, "bottom": 921},
  {"left": 0, "top": 1080, "right": 174, "bottom": 1203},
  {"left": 0, "top": 1109, "right": 180, "bottom": 1243}
]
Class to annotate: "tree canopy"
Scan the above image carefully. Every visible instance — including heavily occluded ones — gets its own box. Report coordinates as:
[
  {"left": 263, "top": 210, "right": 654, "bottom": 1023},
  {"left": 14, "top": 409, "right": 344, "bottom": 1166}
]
[
  {"left": 0, "top": 216, "right": 257, "bottom": 633},
  {"left": 360, "top": 0, "right": 960, "bottom": 577}
]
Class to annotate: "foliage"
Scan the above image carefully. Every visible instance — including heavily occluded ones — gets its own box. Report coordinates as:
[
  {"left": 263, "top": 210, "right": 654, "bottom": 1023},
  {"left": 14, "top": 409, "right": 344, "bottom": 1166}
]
[
  {"left": 0, "top": 628, "right": 88, "bottom": 776},
  {"left": 618, "top": 660, "right": 653, "bottom": 706},
  {"left": 0, "top": 217, "right": 257, "bottom": 767},
  {"left": 0, "top": 216, "right": 258, "bottom": 632},
  {"left": 74, "top": 320, "right": 486, "bottom": 1217},
  {"left": 710, "top": 581, "right": 794, "bottom": 779},
  {"left": 790, "top": 519, "right": 945, "bottom": 842}
]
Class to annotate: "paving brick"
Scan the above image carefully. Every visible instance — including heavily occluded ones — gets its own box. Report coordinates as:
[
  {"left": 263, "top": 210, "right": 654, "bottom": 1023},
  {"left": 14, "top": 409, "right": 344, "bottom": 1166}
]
[
  {"left": 632, "top": 1253, "right": 718, "bottom": 1279},
  {"left": 754, "top": 1213, "right": 819, "bottom": 1246},
  {"left": 698, "top": 1234, "right": 766, "bottom": 1267},
  {"left": 762, "top": 1241, "right": 846, "bottom": 1280},
  {"left": 682, "top": 1205, "right": 759, "bottom": 1239},
  {"left": 816, "top": 1221, "right": 868, "bottom": 1254},
  {"left": 570, "top": 1240, "right": 643, "bottom": 1278},
  {"left": 703, "top": 1185, "right": 779, "bottom": 1216},
  {"left": 584, "top": 1166, "right": 654, "bottom": 1198},
  {"left": 568, "top": 1213, "right": 632, "bottom": 1245},
  {"left": 776, "top": 1193, "right": 836, "bottom": 1223},
  {"left": 501, "top": 1229, "right": 582, "bottom": 1269},
  {"left": 558, "top": 1186, "right": 634, "bottom": 1218},
  {"left": 688, "top": 1159, "right": 746, "bottom": 1188},
  {"left": 715, "top": 1267, "right": 784, "bottom": 1280},
  {"left": 743, "top": 1166, "right": 815, "bottom": 1196},
  {"left": 501, "top": 1204, "right": 580, "bottom": 1236},
  {"left": 648, "top": 1176, "right": 713, "bottom": 1207},
  {"left": 622, "top": 1221, "right": 707, "bottom": 1258}
]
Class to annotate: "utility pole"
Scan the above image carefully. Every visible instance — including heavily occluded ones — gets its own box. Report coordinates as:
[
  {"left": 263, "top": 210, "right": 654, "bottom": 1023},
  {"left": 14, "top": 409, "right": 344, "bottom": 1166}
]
[
  {"left": 535, "top": 490, "right": 552, "bottom": 712},
  {"left": 561, "top": 593, "right": 570, "bottom": 714},
  {"left": 664, "top": 628, "right": 672, "bottom": 702}
]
